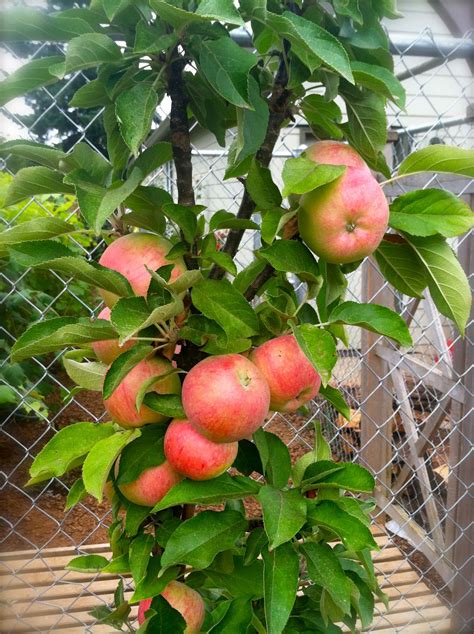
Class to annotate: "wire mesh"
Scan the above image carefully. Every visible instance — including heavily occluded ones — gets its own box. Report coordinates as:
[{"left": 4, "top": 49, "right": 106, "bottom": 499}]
[{"left": 0, "top": 19, "right": 473, "bottom": 634}]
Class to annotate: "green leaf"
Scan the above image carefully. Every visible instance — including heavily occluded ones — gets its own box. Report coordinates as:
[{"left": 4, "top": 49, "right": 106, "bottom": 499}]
[
  {"left": 343, "top": 91, "right": 387, "bottom": 170},
  {"left": 210, "top": 596, "right": 253, "bottom": 633},
  {"left": 307, "top": 500, "right": 378, "bottom": 551},
  {"left": 253, "top": 430, "right": 291, "bottom": 489},
  {"left": 198, "top": 36, "right": 257, "bottom": 108},
  {"left": 5, "top": 166, "right": 74, "bottom": 205},
  {"left": 302, "top": 461, "right": 375, "bottom": 493},
  {"left": 234, "top": 439, "right": 263, "bottom": 477},
  {"left": 292, "top": 324, "right": 337, "bottom": 386},
  {"left": 262, "top": 542, "right": 299, "bottom": 634},
  {"left": 0, "top": 8, "right": 98, "bottom": 42},
  {"left": 206, "top": 559, "right": 263, "bottom": 600},
  {"left": 101, "top": 554, "right": 130, "bottom": 574},
  {"left": 205, "top": 251, "right": 238, "bottom": 277},
  {"left": 247, "top": 159, "right": 282, "bottom": 210},
  {"left": 397, "top": 145, "right": 474, "bottom": 178},
  {"left": 333, "top": 0, "right": 363, "bottom": 24},
  {"left": 261, "top": 209, "right": 296, "bottom": 245},
  {"left": 27, "top": 422, "right": 115, "bottom": 486},
  {"left": 389, "top": 189, "right": 474, "bottom": 238},
  {"left": 116, "top": 425, "right": 166, "bottom": 485},
  {"left": 129, "top": 533, "right": 154, "bottom": 584},
  {"left": 404, "top": 235, "right": 471, "bottom": 334},
  {"left": 0, "top": 217, "right": 75, "bottom": 245},
  {"left": 259, "top": 486, "right": 307, "bottom": 549},
  {"left": 151, "top": 0, "right": 243, "bottom": 27},
  {"left": 281, "top": 12, "right": 354, "bottom": 82},
  {"left": 130, "top": 558, "right": 179, "bottom": 603},
  {"left": 65, "top": 478, "right": 87, "bottom": 510},
  {"left": 185, "top": 72, "right": 229, "bottom": 147},
  {"left": 350, "top": 575, "right": 375, "bottom": 629},
  {"left": 151, "top": 473, "right": 260, "bottom": 512},
  {"left": 63, "top": 357, "right": 107, "bottom": 391},
  {"left": 301, "top": 542, "right": 351, "bottom": 615},
  {"left": 144, "top": 595, "right": 186, "bottom": 632},
  {"left": 162, "top": 203, "right": 199, "bottom": 244},
  {"left": 142, "top": 393, "right": 185, "bottom": 419},
  {"left": 300, "top": 95, "right": 343, "bottom": 140},
  {"left": 125, "top": 503, "right": 152, "bottom": 537},
  {"left": 351, "top": 61, "right": 405, "bottom": 108},
  {"left": 66, "top": 167, "right": 144, "bottom": 233},
  {"left": 292, "top": 421, "right": 332, "bottom": 487},
  {"left": 103, "top": 0, "right": 133, "bottom": 21},
  {"left": 0, "top": 56, "right": 64, "bottom": 107},
  {"left": 70, "top": 78, "right": 111, "bottom": 108},
  {"left": 8, "top": 241, "right": 132, "bottom": 297},
  {"left": 66, "top": 554, "right": 109, "bottom": 572},
  {"left": 282, "top": 157, "right": 345, "bottom": 197},
  {"left": 61, "top": 142, "right": 112, "bottom": 184},
  {"left": 244, "top": 527, "right": 268, "bottom": 566},
  {"left": 0, "top": 140, "right": 66, "bottom": 170},
  {"left": 259, "top": 240, "right": 320, "bottom": 282},
  {"left": 319, "top": 384, "right": 351, "bottom": 420},
  {"left": 104, "top": 105, "right": 130, "bottom": 174},
  {"left": 11, "top": 317, "right": 119, "bottom": 363},
  {"left": 225, "top": 76, "right": 269, "bottom": 177},
  {"left": 82, "top": 429, "right": 141, "bottom": 502},
  {"left": 329, "top": 301, "right": 412, "bottom": 346},
  {"left": 375, "top": 237, "right": 428, "bottom": 298},
  {"left": 110, "top": 292, "right": 184, "bottom": 344},
  {"left": 125, "top": 184, "right": 172, "bottom": 214},
  {"left": 115, "top": 84, "right": 158, "bottom": 156},
  {"left": 161, "top": 510, "right": 247, "bottom": 570},
  {"left": 192, "top": 279, "right": 259, "bottom": 339},
  {"left": 51, "top": 33, "right": 122, "bottom": 78},
  {"left": 102, "top": 345, "right": 153, "bottom": 400}
]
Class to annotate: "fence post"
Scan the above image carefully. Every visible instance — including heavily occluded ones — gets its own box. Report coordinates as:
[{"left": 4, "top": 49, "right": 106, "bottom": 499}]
[
  {"left": 447, "top": 227, "right": 473, "bottom": 633},
  {"left": 360, "top": 258, "right": 394, "bottom": 496}
]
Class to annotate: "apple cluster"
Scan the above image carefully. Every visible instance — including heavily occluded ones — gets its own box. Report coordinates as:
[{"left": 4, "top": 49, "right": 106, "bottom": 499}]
[{"left": 90, "top": 141, "right": 389, "bottom": 628}]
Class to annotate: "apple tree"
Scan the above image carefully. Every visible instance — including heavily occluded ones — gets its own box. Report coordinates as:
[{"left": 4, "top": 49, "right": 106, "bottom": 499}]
[{"left": 1, "top": 1, "right": 473, "bottom": 632}]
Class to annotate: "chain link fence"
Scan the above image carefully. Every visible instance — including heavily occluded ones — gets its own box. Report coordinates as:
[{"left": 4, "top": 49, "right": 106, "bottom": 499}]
[{"left": 1, "top": 20, "right": 473, "bottom": 633}]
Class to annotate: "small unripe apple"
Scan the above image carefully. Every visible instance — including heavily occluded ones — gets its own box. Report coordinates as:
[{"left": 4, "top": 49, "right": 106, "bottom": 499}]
[
  {"left": 104, "top": 356, "right": 181, "bottom": 428},
  {"left": 92, "top": 307, "right": 135, "bottom": 364},
  {"left": 250, "top": 334, "right": 321, "bottom": 412},
  {"left": 138, "top": 581, "right": 205, "bottom": 632},
  {"left": 118, "top": 460, "right": 182, "bottom": 507},
  {"left": 182, "top": 354, "right": 270, "bottom": 443},
  {"left": 164, "top": 419, "right": 238, "bottom": 480},
  {"left": 98, "top": 233, "right": 186, "bottom": 307}
]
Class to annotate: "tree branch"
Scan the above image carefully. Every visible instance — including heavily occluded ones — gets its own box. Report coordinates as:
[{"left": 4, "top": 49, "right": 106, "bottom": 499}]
[
  {"left": 167, "top": 54, "right": 198, "bottom": 269},
  {"left": 209, "top": 48, "right": 292, "bottom": 280}
]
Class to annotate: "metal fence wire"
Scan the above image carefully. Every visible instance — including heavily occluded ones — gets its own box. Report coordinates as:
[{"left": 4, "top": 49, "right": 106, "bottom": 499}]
[{"left": 0, "top": 21, "right": 473, "bottom": 634}]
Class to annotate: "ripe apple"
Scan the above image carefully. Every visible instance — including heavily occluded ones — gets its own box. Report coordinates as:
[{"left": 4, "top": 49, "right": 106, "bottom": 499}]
[
  {"left": 182, "top": 354, "right": 270, "bottom": 443},
  {"left": 298, "top": 165, "right": 389, "bottom": 264},
  {"left": 164, "top": 419, "right": 238, "bottom": 480},
  {"left": 304, "top": 140, "right": 371, "bottom": 172},
  {"left": 98, "top": 233, "right": 186, "bottom": 307},
  {"left": 250, "top": 334, "right": 321, "bottom": 412},
  {"left": 104, "top": 356, "right": 181, "bottom": 428},
  {"left": 118, "top": 460, "right": 182, "bottom": 507},
  {"left": 92, "top": 307, "right": 135, "bottom": 364},
  {"left": 138, "top": 581, "right": 205, "bottom": 632}
]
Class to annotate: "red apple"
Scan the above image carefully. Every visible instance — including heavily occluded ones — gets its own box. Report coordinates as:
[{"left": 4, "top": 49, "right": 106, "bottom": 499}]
[
  {"left": 98, "top": 233, "right": 186, "bottom": 307},
  {"left": 305, "top": 140, "right": 371, "bottom": 172},
  {"left": 298, "top": 166, "right": 389, "bottom": 264},
  {"left": 138, "top": 581, "right": 205, "bottom": 632},
  {"left": 250, "top": 334, "right": 321, "bottom": 412},
  {"left": 182, "top": 354, "right": 270, "bottom": 443},
  {"left": 104, "top": 356, "right": 181, "bottom": 428},
  {"left": 164, "top": 419, "right": 238, "bottom": 480},
  {"left": 92, "top": 307, "right": 135, "bottom": 364},
  {"left": 118, "top": 460, "right": 182, "bottom": 507}
]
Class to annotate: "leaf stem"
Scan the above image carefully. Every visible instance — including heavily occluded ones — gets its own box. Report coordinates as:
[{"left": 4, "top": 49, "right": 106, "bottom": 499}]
[{"left": 380, "top": 172, "right": 413, "bottom": 187}]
